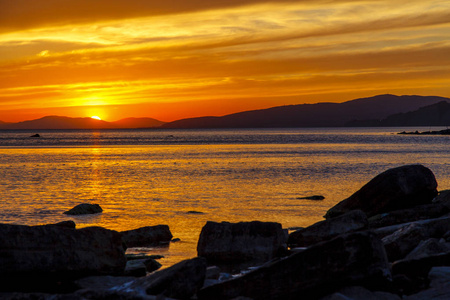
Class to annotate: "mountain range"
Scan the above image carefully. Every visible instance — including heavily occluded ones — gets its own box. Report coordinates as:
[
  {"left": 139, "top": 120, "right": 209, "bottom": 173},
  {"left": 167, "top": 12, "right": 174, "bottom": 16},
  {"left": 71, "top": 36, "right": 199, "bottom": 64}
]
[
  {"left": 1, "top": 94, "right": 449, "bottom": 130},
  {"left": 0, "top": 116, "right": 164, "bottom": 130}
]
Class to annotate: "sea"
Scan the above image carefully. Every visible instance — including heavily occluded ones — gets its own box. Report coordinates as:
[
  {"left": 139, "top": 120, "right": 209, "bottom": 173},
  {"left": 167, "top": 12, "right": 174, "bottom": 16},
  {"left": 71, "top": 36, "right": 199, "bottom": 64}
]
[{"left": 1, "top": 127, "right": 449, "bottom": 268}]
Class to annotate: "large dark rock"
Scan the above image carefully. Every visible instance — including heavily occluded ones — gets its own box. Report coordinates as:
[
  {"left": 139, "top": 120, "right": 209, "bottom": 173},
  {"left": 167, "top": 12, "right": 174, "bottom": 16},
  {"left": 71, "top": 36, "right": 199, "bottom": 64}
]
[
  {"left": 63, "top": 203, "right": 103, "bottom": 215},
  {"left": 368, "top": 202, "right": 450, "bottom": 228},
  {"left": 115, "top": 257, "right": 207, "bottom": 299},
  {"left": 197, "top": 221, "right": 287, "bottom": 269},
  {"left": 198, "top": 231, "right": 392, "bottom": 300},
  {"left": 0, "top": 223, "right": 126, "bottom": 292},
  {"left": 325, "top": 165, "right": 438, "bottom": 219},
  {"left": 382, "top": 223, "right": 429, "bottom": 262},
  {"left": 288, "top": 210, "right": 368, "bottom": 247},
  {"left": 120, "top": 225, "right": 173, "bottom": 247}
]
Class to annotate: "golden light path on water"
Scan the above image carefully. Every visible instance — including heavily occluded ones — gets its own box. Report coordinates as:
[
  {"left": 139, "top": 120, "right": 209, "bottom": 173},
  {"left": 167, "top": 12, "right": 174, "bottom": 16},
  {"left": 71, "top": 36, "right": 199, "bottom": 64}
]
[{"left": 1, "top": 130, "right": 450, "bottom": 268}]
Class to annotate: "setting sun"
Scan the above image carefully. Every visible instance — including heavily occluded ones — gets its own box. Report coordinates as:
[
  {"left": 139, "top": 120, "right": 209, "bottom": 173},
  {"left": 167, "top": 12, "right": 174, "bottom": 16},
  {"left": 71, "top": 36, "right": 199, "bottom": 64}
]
[{"left": 91, "top": 116, "right": 101, "bottom": 120}]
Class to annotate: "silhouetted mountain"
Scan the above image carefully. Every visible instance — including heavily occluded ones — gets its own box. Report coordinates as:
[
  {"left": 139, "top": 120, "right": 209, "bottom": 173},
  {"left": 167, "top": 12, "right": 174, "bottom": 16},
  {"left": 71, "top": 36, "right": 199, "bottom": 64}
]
[
  {"left": 161, "top": 95, "right": 450, "bottom": 128},
  {"left": 347, "top": 101, "right": 450, "bottom": 127},
  {"left": 0, "top": 116, "right": 165, "bottom": 130},
  {"left": 111, "top": 117, "right": 165, "bottom": 129}
]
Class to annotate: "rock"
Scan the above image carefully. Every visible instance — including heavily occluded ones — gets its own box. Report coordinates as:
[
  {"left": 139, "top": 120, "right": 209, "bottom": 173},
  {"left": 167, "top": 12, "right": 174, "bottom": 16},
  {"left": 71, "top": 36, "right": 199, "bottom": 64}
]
[
  {"left": 186, "top": 211, "right": 205, "bottom": 214},
  {"left": 206, "top": 266, "right": 221, "bottom": 280},
  {"left": 382, "top": 223, "right": 429, "bottom": 261},
  {"left": 144, "top": 258, "right": 162, "bottom": 273},
  {"left": 288, "top": 210, "right": 368, "bottom": 247},
  {"left": 115, "top": 257, "right": 207, "bottom": 299},
  {"left": 63, "top": 203, "right": 103, "bottom": 215},
  {"left": 374, "top": 216, "right": 450, "bottom": 240},
  {"left": 0, "top": 223, "right": 126, "bottom": 293},
  {"left": 320, "top": 286, "right": 401, "bottom": 300},
  {"left": 368, "top": 202, "right": 450, "bottom": 228},
  {"left": 325, "top": 165, "right": 438, "bottom": 219},
  {"left": 73, "top": 275, "right": 135, "bottom": 290},
  {"left": 120, "top": 225, "right": 173, "bottom": 247},
  {"left": 197, "top": 221, "right": 287, "bottom": 270},
  {"left": 433, "top": 189, "right": 450, "bottom": 203},
  {"left": 125, "top": 259, "right": 148, "bottom": 277},
  {"left": 198, "top": 231, "right": 392, "bottom": 300},
  {"left": 392, "top": 241, "right": 450, "bottom": 279},
  {"left": 405, "top": 238, "right": 450, "bottom": 260},
  {"left": 403, "top": 267, "right": 450, "bottom": 299},
  {"left": 297, "top": 195, "right": 325, "bottom": 200},
  {"left": 51, "top": 220, "right": 76, "bottom": 228}
]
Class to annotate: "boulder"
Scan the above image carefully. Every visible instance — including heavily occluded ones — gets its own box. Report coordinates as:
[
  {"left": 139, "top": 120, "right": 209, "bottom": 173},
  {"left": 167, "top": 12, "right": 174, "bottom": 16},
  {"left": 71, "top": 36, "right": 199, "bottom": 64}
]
[
  {"left": 288, "top": 210, "right": 368, "bottom": 247},
  {"left": 325, "top": 165, "right": 438, "bottom": 219},
  {"left": 382, "top": 223, "right": 429, "bottom": 262},
  {"left": 120, "top": 225, "right": 172, "bottom": 247},
  {"left": 392, "top": 242, "right": 450, "bottom": 279},
  {"left": 374, "top": 216, "right": 450, "bottom": 240},
  {"left": 368, "top": 202, "right": 450, "bottom": 228},
  {"left": 0, "top": 223, "right": 126, "bottom": 292},
  {"left": 144, "top": 258, "right": 162, "bottom": 273},
  {"left": 197, "top": 221, "right": 287, "bottom": 270},
  {"left": 115, "top": 257, "right": 207, "bottom": 299},
  {"left": 198, "top": 231, "right": 392, "bottom": 300},
  {"left": 51, "top": 220, "right": 76, "bottom": 228},
  {"left": 405, "top": 239, "right": 450, "bottom": 260},
  {"left": 63, "top": 203, "right": 103, "bottom": 215}
]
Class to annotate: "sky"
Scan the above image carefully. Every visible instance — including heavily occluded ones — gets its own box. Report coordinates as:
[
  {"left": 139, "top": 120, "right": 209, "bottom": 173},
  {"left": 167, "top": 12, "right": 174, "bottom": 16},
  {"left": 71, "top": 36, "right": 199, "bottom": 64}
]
[{"left": 0, "top": 0, "right": 449, "bottom": 122}]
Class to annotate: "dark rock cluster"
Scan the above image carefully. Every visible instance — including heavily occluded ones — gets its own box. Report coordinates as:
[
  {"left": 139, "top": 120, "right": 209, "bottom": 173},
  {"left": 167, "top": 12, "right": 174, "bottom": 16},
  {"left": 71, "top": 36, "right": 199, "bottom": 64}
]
[{"left": 1, "top": 164, "right": 450, "bottom": 299}]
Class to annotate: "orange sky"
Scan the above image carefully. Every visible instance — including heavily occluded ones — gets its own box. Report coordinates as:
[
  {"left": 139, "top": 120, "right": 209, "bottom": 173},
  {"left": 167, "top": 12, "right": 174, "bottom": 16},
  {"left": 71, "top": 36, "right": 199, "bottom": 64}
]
[{"left": 1, "top": 0, "right": 449, "bottom": 122}]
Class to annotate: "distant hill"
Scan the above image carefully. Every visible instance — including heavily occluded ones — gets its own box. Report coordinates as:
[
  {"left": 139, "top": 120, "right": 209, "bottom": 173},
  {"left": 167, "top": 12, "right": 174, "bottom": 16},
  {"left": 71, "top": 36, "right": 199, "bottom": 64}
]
[
  {"left": 0, "top": 116, "right": 165, "bottom": 130},
  {"left": 161, "top": 94, "right": 450, "bottom": 128},
  {"left": 2, "top": 94, "right": 450, "bottom": 129},
  {"left": 110, "top": 117, "right": 165, "bottom": 129},
  {"left": 347, "top": 101, "right": 450, "bottom": 127}
]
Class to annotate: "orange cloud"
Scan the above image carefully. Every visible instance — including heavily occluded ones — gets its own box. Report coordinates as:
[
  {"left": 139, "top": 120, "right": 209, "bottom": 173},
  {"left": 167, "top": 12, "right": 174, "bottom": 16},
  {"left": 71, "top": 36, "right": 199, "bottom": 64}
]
[{"left": 0, "top": 0, "right": 449, "bottom": 122}]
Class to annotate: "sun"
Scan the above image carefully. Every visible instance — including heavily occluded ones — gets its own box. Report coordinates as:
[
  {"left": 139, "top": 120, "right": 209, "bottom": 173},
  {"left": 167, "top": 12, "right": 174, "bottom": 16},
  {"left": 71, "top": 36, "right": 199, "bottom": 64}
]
[{"left": 91, "top": 116, "right": 101, "bottom": 120}]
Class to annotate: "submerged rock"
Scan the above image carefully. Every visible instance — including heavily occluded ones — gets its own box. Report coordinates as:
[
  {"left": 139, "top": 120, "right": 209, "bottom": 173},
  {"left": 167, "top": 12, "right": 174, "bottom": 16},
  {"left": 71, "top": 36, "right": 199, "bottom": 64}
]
[
  {"left": 325, "top": 164, "right": 438, "bottom": 219},
  {"left": 63, "top": 203, "right": 103, "bottom": 215},
  {"left": 197, "top": 221, "right": 287, "bottom": 270}
]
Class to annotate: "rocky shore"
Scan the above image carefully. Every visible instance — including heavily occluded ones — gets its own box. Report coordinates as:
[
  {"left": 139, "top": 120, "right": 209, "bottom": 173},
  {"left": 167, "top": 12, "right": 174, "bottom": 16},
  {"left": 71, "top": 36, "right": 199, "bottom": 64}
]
[{"left": 1, "top": 164, "right": 450, "bottom": 299}]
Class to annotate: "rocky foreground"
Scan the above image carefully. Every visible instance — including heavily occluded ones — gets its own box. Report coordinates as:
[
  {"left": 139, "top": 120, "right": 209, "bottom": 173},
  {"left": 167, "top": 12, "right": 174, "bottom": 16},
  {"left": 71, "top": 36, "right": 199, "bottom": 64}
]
[{"left": 1, "top": 164, "right": 450, "bottom": 299}]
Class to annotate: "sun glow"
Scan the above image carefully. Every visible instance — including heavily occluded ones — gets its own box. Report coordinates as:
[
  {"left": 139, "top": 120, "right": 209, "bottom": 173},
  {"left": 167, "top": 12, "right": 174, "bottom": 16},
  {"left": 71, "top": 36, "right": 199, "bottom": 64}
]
[{"left": 91, "top": 116, "right": 101, "bottom": 120}]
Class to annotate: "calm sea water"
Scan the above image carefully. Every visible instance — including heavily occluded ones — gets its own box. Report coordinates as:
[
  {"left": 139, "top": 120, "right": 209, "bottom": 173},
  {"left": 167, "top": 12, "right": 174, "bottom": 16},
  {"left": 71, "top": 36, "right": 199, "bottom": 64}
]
[{"left": 1, "top": 127, "right": 449, "bottom": 267}]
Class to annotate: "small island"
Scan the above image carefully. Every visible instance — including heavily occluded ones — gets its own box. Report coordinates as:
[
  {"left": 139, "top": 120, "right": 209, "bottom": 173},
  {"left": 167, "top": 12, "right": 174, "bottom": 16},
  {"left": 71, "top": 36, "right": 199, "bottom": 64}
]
[{"left": 398, "top": 129, "right": 450, "bottom": 135}]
